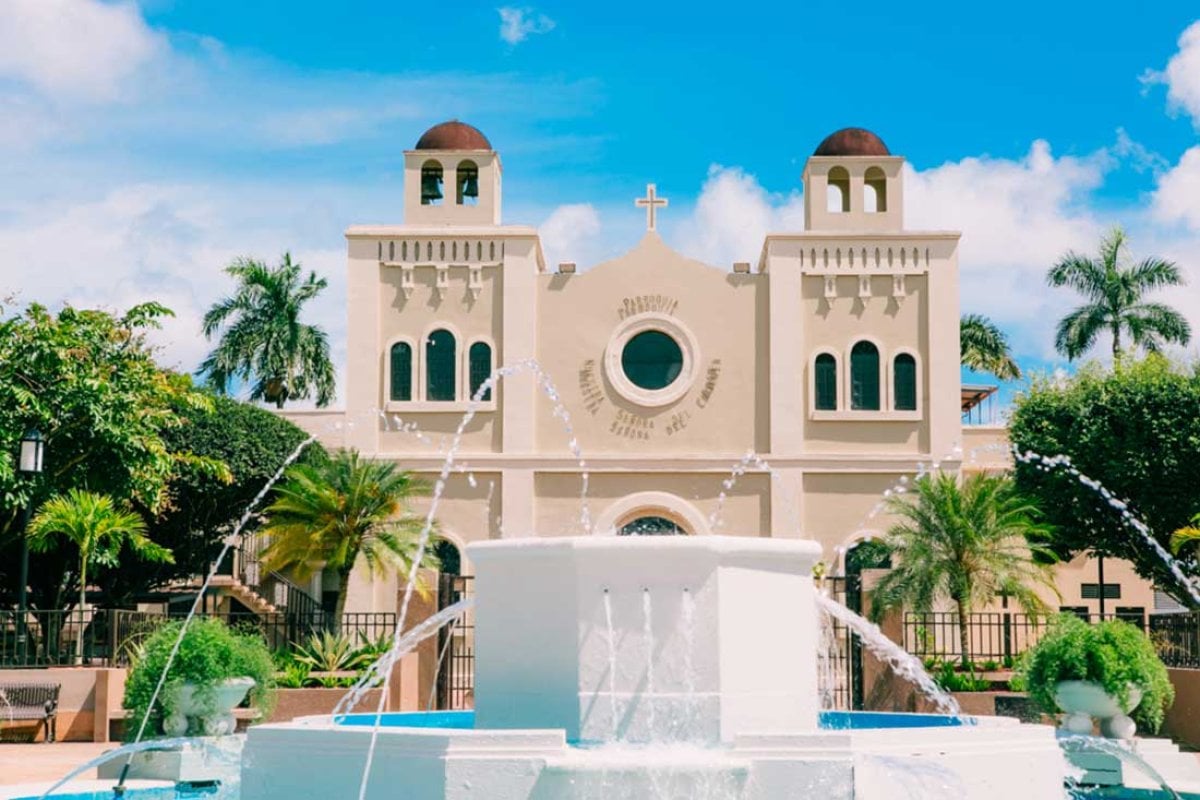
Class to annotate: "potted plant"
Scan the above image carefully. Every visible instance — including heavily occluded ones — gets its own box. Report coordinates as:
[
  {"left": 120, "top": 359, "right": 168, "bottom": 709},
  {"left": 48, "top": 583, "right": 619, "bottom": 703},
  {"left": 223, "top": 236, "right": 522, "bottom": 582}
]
[
  {"left": 123, "top": 618, "right": 276, "bottom": 740},
  {"left": 1017, "top": 614, "right": 1174, "bottom": 738}
]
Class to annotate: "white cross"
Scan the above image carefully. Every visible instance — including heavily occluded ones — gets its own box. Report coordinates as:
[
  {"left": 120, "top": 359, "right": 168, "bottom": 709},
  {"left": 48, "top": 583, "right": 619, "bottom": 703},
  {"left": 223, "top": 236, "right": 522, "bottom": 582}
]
[{"left": 635, "top": 183, "right": 669, "bottom": 232}]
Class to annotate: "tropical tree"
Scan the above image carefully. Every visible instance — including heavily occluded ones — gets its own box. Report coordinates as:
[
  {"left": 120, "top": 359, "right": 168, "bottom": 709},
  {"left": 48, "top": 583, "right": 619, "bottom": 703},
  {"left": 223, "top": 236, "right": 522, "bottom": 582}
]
[
  {"left": 1170, "top": 513, "right": 1200, "bottom": 558},
  {"left": 259, "top": 450, "right": 436, "bottom": 620},
  {"left": 960, "top": 313, "right": 1021, "bottom": 380},
  {"left": 1010, "top": 356, "right": 1200, "bottom": 601},
  {"left": 200, "top": 253, "right": 336, "bottom": 408},
  {"left": 1048, "top": 227, "right": 1191, "bottom": 360},
  {"left": 0, "top": 302, "right": 223, "bottom": 611},
  {"left": 102, "top": 394, "right": 327, "bottom": 606},
  {"left": 28, "top": 490, "right": 173, "bottom": 660},
  {"left": 870, "top": 472, "right": 1058, "bottom": 668}
]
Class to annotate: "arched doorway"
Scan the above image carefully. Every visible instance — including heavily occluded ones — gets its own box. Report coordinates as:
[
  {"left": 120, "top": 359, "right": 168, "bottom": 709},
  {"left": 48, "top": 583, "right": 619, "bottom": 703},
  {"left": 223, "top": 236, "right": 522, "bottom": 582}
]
[
  {"left": 595, "top": 492, "right": 710, "bottom": 536},
  {"left": 618, "top": 515, "right": 688, "bottom": 536}
]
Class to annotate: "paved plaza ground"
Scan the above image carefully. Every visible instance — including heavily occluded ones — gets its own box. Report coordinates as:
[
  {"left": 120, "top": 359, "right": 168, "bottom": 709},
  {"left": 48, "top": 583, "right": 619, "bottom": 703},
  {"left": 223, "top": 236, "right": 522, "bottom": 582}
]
[{"left": 0, "top": 742, "right": 110, "bottom": 785}]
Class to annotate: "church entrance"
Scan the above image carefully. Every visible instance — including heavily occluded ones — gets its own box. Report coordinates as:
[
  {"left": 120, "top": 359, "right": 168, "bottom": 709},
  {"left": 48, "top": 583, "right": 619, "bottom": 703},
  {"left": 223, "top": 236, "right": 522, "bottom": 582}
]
[{"left": 618, "top": 514, "right": 689, "bottom": 536}]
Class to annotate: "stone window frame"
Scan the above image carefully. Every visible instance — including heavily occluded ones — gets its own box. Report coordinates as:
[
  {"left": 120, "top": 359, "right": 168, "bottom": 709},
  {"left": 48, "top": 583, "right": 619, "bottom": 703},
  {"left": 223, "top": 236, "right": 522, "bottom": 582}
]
[{"left": 603, "top": 312, "right": 700, "bottom": 408}]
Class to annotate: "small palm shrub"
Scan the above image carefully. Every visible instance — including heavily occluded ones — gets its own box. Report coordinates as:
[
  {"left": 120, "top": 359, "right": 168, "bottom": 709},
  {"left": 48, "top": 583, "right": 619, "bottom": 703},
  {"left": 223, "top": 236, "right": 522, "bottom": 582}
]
[
  {"left": 1017, "top": 614, "right": 1174, "bottom": 733},
  {"left": 124, "top": 618, "right": 276, "bottom": 740}
]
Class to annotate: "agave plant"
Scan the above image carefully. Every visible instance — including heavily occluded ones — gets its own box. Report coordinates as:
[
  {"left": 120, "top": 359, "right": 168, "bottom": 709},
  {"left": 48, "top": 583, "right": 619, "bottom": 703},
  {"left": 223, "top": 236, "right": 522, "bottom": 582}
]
[{"left": 293, "top": 630, "right": 368, "bottom": 673}]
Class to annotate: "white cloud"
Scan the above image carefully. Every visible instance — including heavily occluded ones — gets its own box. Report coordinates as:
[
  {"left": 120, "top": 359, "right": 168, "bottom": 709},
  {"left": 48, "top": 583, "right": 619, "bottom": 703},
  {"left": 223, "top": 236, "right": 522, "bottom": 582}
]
[
  {"left": 671, "top": 165, "right": 804, "bottom": 267},
  {"left": 498, "top": 7, "right": 556, "bottom": 45},
  {"left": 1142, "top": 20, "right": 1200, "bottom": 128},
  {"left": 905, "top": 140, "right": 1109, "bottom": 357},
  {"left": 0, "top": 0, "right": 164, "bottom": 102},
  {"left": 1152, "top": 146, "right": 1200, "bottom": 231},
  {"left": 539, "top": 204, "right": 601, "bottom": 269},
  {"left": 0, "top": 182, "right": 348, "bottom": 401}
]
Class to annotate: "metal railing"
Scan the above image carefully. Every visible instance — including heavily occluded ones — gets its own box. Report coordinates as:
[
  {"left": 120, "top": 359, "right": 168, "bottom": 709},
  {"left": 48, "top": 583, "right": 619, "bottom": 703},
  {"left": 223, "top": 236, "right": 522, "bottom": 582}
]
[
  {"left": 903, "top": 610, "right": 1149, "bottom": 666},
  {"left": 236, "top": 531, "right": 323, "bottom": 619},
  {"left": 1150, "top": 612, "right": 1200, "bottom": 668},
  {"left": 1, "top": 608, "right": 398, "bottom": 668}
]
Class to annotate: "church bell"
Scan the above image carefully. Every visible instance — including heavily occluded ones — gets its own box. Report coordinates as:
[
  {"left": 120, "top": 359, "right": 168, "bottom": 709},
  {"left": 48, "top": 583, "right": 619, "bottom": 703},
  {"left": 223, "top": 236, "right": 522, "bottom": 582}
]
[
  {"left": 461, "top": 172, "right": 479, "bottom": 199},
  {"left": 421, "top": 169, "right": 443, "bottom": 203}
]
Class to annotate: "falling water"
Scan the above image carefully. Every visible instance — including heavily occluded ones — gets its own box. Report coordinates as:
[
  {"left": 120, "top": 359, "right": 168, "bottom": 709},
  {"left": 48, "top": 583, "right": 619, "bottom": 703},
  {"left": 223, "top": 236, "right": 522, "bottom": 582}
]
[
  {"left": 1013, "top": 449, "right": 1200, "bottom": 606},
  {"left": 642, "top": 589, "right": 657, "bottom": 738},
  {"left": 38, "top": 736, "right": 228, "bottom": 799},
  {"left": 816, "top": 588, "right": 842, "bottom": 710},
  {"left": 814, "top": 594, "right": 960, "bottom": 717},
  {"left": 680, "top": 587, "right": 698, "bottom": 737},
  {"left": 108, "top": 434, "right": 319, "bottom": 797},
  {"left": 350, "top": 359, "right": 590, "bottom": 800},
  {"left": 708, "top": 452, "right": 777, "bottom": 533},
  {"left": 336, "top": 598, "right": 475, "bottom": 711},
  {"left": 1057, "top": 734, "right": 1183, "bottom": 800},
  {"left": 604, "top": 589, "right": 620, "bottom": 740}
]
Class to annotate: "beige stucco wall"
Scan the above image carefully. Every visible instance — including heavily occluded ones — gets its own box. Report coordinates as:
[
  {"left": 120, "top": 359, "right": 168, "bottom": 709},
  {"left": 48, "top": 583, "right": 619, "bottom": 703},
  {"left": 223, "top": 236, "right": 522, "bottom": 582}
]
[
  {"left": 534, "top": 234, "right": 767, "bottom": 457},
  {"left": 279, "top": 129, "right": 1158, "bottom": 621}
]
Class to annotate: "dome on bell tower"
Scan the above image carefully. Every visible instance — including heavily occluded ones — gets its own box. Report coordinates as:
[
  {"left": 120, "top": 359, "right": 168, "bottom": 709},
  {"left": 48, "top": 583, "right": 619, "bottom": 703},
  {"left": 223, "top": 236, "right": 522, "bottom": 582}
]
[
  {"left": 813, "top": 128, "right": 890, "bottom": 157},
  {"left": 415, "top": 120, "right": 492, "bottom": 151}
]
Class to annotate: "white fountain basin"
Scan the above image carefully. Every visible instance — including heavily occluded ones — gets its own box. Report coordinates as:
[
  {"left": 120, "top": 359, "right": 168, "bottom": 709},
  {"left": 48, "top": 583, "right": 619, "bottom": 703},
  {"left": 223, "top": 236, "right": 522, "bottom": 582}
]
[{"left": 240, "top": 536, "right": 1069, "bottom": 800}]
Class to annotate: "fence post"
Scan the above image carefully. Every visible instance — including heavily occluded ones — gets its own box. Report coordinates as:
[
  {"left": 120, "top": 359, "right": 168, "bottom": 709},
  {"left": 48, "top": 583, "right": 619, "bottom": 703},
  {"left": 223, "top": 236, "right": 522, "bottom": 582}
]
[{"left": 1003, "top": 612, "right": 1012, "bottom": 665}]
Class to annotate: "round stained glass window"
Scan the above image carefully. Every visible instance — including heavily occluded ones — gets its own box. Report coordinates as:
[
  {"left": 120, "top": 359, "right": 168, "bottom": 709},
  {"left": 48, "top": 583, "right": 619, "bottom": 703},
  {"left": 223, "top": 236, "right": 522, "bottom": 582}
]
[{"left": 621, "top": 331, "right": 683, "bottom": 391}]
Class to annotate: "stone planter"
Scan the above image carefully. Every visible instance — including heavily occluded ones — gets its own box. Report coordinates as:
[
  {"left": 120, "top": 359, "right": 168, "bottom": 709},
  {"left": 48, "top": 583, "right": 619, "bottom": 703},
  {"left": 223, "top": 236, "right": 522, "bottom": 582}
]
[
  {"left": 1054, "top": 680, "right": 1143, "bottom": 739},
  {"left": 163, "top": 677, "right": 255, "bottom": 737}
]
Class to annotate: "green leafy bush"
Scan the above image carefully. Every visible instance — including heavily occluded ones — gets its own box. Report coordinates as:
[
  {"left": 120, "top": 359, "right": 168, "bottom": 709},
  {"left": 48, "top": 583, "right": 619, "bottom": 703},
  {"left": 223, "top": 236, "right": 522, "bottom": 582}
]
[
  {"left": 931, "top": 662, "right": 992, "bottom": 692},
  {"left": 123, "top": 618, "right": 276, "bottom": 740},
  {"left": 1017, "top": 614, "right": 1174, "bottom": 733}
]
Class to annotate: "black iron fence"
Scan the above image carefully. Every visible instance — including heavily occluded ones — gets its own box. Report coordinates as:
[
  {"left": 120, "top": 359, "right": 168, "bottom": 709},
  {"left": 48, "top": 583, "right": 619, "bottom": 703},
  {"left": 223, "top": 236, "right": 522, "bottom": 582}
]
[
  {"left": 903, "top": 610, "right": 1157, "bottom": 666},
  {"left": 1, "top": 608, "right": 397, "bottom": 668},
  {"left": 435, "top": 574, "right": 474, "bottom": 710},
  {"left": 1150, "top": 613, "right": 1200, "bottom": 668}
]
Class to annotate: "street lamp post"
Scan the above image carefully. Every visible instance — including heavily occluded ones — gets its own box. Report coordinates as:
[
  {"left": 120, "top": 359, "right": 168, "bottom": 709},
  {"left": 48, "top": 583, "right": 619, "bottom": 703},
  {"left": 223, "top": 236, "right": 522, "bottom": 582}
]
[{"left": 16, "top": 427, "right": 45, "bottom": 662}]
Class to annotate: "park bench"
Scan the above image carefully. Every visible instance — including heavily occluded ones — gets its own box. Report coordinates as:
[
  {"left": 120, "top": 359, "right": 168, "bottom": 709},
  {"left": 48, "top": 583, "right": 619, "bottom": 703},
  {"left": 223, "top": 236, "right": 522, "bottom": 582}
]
[{"left": 0, "top": 682, "right": 60, "bottom": 742}]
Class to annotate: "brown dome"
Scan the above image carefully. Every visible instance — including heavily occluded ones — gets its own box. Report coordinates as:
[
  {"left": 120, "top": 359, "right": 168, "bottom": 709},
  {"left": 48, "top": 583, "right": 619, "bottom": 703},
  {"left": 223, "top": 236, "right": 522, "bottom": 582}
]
[
  {"left": 813, "top": 128, "right": 890, "bottom": 157},
  {"left": 415, "top": 120, "right": 492, "bottom": 151}
]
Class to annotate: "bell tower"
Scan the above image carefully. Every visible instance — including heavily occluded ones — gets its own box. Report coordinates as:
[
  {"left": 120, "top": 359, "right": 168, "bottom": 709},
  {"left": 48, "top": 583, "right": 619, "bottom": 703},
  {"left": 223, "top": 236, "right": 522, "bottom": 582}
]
[
  {"left": 802, "top": 127, "right": 903, "bottom": 233},
  {"left": 404, "top": 120, "right": 502, "bottom": 226}
]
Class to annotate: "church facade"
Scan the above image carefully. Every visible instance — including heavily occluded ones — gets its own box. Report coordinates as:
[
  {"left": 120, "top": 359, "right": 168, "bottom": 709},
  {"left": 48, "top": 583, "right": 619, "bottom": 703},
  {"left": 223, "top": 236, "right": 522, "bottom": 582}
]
[{"left": 282, "top": 120, "right": 1149, "bottom": 619}]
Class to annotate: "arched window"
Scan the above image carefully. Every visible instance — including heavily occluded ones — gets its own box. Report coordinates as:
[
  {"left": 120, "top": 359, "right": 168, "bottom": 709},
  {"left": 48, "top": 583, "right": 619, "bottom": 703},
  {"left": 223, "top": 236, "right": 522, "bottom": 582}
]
[
  {"left": 468, "top": 341, "right": 492, "bottom": 401},
  {"left": 389, "top": 342, "right": 413, "bottom": 402},
  {"left": 456, "top": 160, "right": 479, "bottom": 206},
  {"left": 420, "top": 160, "right": 444, "bottom": 206},
  {"left": 433, "top": 539, "right": 462, "bottom": 576},
  {"left": 814, "top": 353, "right": 838, "bottom": 411},
  {"left": 850, "top": 341, "right": 880, "bottom": 410},
  {"left": 425, "top": 329, "right": 457, "bottom": 401},
  {"left": 827, "top": 166, "right": 850, "bottom": 213},
  {"left": 864, "top": 166, "right": 887, "bottom": 213},
  {"left": 619, "top": 516, "right": 687, "bottom": 536},
  {"left": 894, "top": 353, "right": 917, "bottom": 411}
]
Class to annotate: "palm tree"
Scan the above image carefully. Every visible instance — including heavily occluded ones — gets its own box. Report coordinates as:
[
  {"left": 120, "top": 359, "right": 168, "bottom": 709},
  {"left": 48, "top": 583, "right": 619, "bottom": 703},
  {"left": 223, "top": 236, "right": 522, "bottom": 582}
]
[
  {"left": 870, "top": 473, "right": 1058, "bottom": 668},
  {"left": 28, "top": 490, "right": 173, "bottom": 661},
  {"left": 200, "top": 253, "right": 336, "bottom": 408},
  {"left": 1048, "top": 227, "right": 1191, "bottom": 360},
  {"left": 259, "top": 450, "right": 437, "bottom": 621},
  {"left": 960, "top": 314, "right": 1021, "bottom": 380},
  {"left": 1169, "top": 513, "right": 1200, "bottom": 557}
]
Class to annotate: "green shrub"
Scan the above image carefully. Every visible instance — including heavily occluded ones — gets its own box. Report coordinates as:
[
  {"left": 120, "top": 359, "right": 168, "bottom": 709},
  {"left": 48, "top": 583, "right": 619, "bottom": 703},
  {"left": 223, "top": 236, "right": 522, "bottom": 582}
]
[
  {"left": 981, "top": 659, "right": 1001, "bottom": 672},
  {"left": 932, "top": 662, "right": 991, "bottom": 692},
  {"left": 1017, "top": 614, "right": 1174, "bottom": 733},
  {"left": 123, "top": 617, "right": 276, "bottom": 740}
]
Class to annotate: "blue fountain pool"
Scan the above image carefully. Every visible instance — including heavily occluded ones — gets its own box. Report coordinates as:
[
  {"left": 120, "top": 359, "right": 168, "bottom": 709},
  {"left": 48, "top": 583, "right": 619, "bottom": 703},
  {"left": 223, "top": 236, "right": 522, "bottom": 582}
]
[{"left": 329, "top": 709, "right": 969, "bottom": 731}]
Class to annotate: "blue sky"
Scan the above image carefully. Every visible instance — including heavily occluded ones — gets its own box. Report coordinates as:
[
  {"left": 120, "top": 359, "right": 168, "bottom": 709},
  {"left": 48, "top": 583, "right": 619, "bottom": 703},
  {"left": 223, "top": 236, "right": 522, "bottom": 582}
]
[{"left": 2, "top": 0, "right": 1200, "bottom": 412}]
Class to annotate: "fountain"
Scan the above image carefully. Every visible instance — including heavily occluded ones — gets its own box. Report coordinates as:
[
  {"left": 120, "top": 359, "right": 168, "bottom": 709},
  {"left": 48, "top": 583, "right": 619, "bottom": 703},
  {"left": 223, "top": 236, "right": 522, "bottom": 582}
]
[{"left": 238, "top": 535, "right": 1070, "bottom": 800}]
